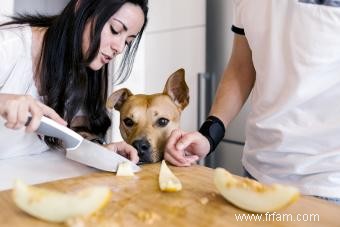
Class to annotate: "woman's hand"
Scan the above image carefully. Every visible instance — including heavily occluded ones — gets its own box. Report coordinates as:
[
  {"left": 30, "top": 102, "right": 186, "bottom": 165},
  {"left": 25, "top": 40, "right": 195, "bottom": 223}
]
[
  {"left": 164, "top": 129, "right": 211, "bottom": 167},
  {"left": 0, "top": 94, "right": 67, "bottom": 132},
  {"left": 104, "top": 141, "right": 139, "bottom": 164}
]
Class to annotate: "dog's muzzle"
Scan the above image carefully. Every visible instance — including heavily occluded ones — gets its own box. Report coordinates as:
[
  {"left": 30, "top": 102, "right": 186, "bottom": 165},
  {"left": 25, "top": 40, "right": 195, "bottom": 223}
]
[{"left": 132, "top": 139, "right": 152, "bottom": 163}]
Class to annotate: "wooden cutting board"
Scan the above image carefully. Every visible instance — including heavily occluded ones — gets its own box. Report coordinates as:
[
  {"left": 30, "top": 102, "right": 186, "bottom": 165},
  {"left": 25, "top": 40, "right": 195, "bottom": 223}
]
[{"left": 0, "top": 163, "right": 339, "bottom": 227}]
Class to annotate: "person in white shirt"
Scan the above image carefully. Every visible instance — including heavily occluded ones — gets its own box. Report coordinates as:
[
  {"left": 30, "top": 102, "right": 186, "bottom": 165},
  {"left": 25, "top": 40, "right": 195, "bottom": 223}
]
[
  {"left": 0, "top": 0, "right": 149, "bottom": 163},
  {"left": 164, "top": 0, "right": 340, "bottom": 203}
]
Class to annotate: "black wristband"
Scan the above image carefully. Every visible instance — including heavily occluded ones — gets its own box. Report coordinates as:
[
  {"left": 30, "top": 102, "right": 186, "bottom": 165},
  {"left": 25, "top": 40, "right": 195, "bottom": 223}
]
[{"left": 199, "top": 116, "right": 225, "bottom": 156}]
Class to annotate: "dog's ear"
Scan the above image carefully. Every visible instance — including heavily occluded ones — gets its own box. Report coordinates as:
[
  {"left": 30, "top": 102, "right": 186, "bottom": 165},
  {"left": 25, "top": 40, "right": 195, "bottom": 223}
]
[
  {"left": 163, "top": 68, "right": 189, "bottom": 110},
  {"left": 107, "top": 88, "right": 133, "bottom": 111}
]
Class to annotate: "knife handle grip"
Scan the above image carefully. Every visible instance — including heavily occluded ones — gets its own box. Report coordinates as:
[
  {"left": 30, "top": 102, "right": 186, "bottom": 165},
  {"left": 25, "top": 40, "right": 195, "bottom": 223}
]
[{"left": 28, "top": 116, "right": 83, "bottom": 150}]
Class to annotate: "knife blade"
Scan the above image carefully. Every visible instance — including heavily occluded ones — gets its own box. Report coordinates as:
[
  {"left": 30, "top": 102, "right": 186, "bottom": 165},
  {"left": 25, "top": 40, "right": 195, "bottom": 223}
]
[{"left": 32, "top": 116, "right": 140, "bottom": 172}]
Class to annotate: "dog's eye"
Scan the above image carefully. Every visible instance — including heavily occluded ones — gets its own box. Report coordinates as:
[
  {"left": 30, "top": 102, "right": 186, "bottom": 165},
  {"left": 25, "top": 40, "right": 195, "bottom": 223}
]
[
  {"left": 157, "top": 118, "right": 169, "bottom": 127},
  {"left": 123, "top": 118, "right": 134, "bottom": 127}
]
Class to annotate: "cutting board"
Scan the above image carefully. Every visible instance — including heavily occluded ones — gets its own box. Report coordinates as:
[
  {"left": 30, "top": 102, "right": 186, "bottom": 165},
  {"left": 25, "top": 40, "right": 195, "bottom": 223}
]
[{"left": 0, "top": 163, "right": 339, "bottom": 227}]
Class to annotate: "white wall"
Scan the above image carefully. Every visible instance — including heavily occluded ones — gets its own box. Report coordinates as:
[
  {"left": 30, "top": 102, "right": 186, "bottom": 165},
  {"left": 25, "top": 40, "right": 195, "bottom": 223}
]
[
  {"left": 14, "top": 0, "right": 69, "bottom": 15},
  {"left": 1, "top": 0, "right": 69, "bottom": 22}
]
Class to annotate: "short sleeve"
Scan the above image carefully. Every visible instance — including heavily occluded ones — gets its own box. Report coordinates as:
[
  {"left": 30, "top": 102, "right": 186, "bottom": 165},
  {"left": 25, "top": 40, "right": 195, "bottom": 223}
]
[{"left": 231, "top": 0, "right": 245, "bottom": 35}]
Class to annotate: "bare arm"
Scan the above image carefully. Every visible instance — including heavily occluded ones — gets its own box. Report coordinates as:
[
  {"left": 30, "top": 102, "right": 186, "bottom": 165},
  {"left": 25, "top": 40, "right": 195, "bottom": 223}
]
[
  {"left": 164, "top": 34, "right": 255, "bottom": 166},
  {"left": 210, "top": 34, "right": 256, "bottom": 126}
]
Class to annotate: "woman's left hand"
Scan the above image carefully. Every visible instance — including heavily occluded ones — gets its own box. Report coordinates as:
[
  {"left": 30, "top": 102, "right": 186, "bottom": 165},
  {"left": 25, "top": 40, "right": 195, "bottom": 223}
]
[{"left": 104, "top": 141, "right": 139, "bottom": 164}]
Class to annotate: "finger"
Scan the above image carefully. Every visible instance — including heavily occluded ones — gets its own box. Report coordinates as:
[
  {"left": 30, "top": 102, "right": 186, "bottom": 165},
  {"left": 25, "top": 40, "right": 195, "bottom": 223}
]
[
  {"left": 127, "top": 150, "right": 139, "bottom": 164},
  {"left": 104, "top": 143, "right": 118, "bottom": 152},
  {"left": 164, "top": 129, "right": 189, "bottom": 163},
  {"left": 103, "top": 143, "right": 139, "bottom": 163},
  {"left": 175, "top": 131, "right": 200, "bottom": 150},
  {"left": 168, "top": 150, "right": 191, "bottom": 166},
  {"left": 164, "top": 152, "right": 183, "bottom": 166},
  {"left": 166, "top": 129, "right": 183, "bottom": 149},
  {"left": 37, "top": 102, "right": 67, "bottom": 125},
  {"left": 115, "top": 142, "right": 137, "bottom": 161},
  {"left": 164, "top": 151, "right": 190, "bottom": 167},
  {"left": 126, "top": 147, "right": 139, "bottom": 163},
  {"left": 5, "top": 121, "right": 16, "bottom": 130},
  {"left": 15, "top": 102, "right": 29, "bottom": 130},
  {"left": 114, "top": 141, "right": 128, "bottom": 152},
  {"left": 165, "top": 138, "right": 200, "bottom": 166},
  {"left": 164, "top": 152, "right": 191, "bottom": 167},
  {"left": 5, "top": 103, "right": 19, "bottom": 128},
  {"left": 117, "top": 150, "right": 139, "bottom": 164},
  {"left": 27, "top": 115, "right": 42, "bottom": 132},
  {"left": 114, "top": 142, "right": 139, "bottom": 164},
  {"left": 27, "top": 103, "right": 43, "bottom": 132},
  {"left": 183, "top": 154, "right": 200, "bottom": 165},
  {"left": 176, "top": 152, "right": 199, "bottom": 166}
]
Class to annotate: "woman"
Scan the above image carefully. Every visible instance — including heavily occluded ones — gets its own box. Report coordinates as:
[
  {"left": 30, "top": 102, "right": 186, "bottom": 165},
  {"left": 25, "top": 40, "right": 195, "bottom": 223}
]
[{"left": 0, "top": 0, "right": 148, "bottom": 163}]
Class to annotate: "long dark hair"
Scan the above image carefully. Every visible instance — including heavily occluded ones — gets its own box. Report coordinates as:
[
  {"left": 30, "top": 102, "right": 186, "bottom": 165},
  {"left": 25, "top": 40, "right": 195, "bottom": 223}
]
[{"left": 1, "top": 0, "right": 148, "bottom": 148}]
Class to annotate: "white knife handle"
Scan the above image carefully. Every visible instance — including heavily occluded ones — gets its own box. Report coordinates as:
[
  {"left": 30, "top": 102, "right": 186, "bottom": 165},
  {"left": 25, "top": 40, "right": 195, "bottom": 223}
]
[{"left": 31, "top": 116, "right": 83, "bottom": 150}]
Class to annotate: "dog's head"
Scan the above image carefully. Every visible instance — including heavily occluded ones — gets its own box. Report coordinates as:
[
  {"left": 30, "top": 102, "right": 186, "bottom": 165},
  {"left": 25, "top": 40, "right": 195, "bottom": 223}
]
[{"left": 107, "top": 68, "right": 189, "bottom": 163}]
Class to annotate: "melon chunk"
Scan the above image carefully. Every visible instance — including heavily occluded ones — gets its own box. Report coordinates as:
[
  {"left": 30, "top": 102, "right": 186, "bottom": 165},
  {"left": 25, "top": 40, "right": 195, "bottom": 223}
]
[
  {"left": 12, "top": 180, "right": 112, "bottom": 223},
  {"left": 214, "top": 168, "right": 299, "bottom": 213},
  {"left": 116, "top": 161, "right": 135, "bottom": 176},
  {"left": 159, "top": 160, "right": 182, "bottom": 192}
]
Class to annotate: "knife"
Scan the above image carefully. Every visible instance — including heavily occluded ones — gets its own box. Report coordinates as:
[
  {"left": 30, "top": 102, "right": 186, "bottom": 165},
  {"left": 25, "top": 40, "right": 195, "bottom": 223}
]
[{"left": 30, "top": 116, "right": 140, "bottom": 172}]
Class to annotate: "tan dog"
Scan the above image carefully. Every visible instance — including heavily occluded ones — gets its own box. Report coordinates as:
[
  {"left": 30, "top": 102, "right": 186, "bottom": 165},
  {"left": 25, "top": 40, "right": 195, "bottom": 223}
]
[{"left": 107, "top": 68, "right": 189, "bottom": 163}]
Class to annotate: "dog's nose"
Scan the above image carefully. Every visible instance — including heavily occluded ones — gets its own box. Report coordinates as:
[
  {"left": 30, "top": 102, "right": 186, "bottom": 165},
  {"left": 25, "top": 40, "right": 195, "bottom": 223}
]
[{"left": 132, "top": 139, "right": 151, "bottom": 157}]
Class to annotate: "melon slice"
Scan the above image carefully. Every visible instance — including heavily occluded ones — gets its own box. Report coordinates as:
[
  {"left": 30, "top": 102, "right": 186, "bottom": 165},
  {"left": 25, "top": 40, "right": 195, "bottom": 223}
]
[
  {"left": 116, "top": 161, "right": 135, "bottom": 176},
  {"left": 12, "top": 180, "right": 112, "bottom": 223},
  {"left": 214, "top": 168, "right": 299, "bottom": 213},
  {"left": 159, "top": 160, "right": 182, "bottom": 192}
]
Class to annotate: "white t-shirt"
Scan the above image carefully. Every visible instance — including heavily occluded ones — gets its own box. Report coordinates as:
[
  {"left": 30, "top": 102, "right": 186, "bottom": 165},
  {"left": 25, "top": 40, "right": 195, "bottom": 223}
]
[
  {"left": 233, "top": 0, "right": 340, "bottom": 197},
  {"left": 0, "top": 25, "right": 49, "bottom": 159}
]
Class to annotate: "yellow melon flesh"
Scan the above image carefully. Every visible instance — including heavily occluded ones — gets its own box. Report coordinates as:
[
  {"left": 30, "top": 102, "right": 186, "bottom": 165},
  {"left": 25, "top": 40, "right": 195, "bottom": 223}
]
[
  {"left": 116, "top": 161, "right": 135, "bottom": 176},
  {"left": 214, "top": 168, "right": 299, "bottom": 213},
  {"left": 12, "top": 180, "right": 112, "bottom": 223},
  {"left": 159, "top": 160, "right": 182, "bottom": 192}
]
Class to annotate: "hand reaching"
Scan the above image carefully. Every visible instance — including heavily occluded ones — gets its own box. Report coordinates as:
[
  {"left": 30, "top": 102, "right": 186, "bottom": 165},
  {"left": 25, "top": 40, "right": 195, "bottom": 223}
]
[
  {"left": 104, "top": 141, "right": 139, "bottom": 164},
  {"left": 164, "top": 129, "right": 210, "bottom": 166},
  {"left": 0, "top": 94, "right": 66, "bottom": 132}
]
